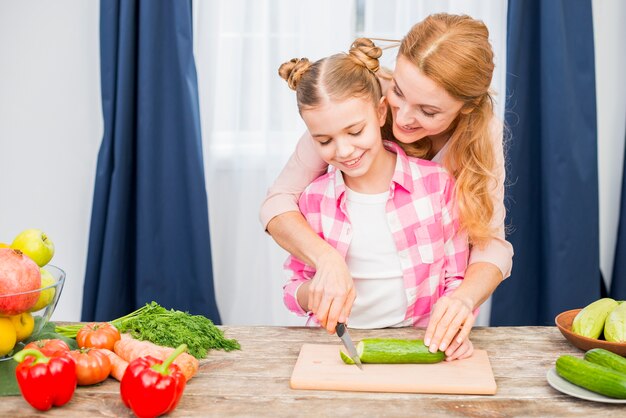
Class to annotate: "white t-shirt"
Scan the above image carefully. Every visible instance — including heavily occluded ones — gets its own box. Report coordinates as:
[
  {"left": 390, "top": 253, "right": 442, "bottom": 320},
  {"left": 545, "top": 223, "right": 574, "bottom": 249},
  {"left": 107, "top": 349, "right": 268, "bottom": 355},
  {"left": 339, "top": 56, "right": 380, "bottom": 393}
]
[{"left": 344, "top": 187, "right": 413, "bottom": 329}]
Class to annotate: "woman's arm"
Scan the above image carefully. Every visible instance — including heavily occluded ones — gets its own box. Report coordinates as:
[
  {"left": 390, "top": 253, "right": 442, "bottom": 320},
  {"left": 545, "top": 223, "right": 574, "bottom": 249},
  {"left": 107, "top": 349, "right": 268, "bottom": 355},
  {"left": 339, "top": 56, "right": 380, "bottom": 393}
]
[
  {"left": 261, "top": 132, "right": 356, "bottom": 333},
  {"left": 260, "top": 131, "right": 328, "bottom": 229}
]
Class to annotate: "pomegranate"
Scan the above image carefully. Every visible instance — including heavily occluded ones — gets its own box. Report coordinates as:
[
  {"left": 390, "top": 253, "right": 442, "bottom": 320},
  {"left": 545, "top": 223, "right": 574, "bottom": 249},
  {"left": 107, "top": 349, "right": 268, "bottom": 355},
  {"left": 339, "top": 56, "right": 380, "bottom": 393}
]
[{"left": 0, "top": 248, "right": 41, "bottom": 315}]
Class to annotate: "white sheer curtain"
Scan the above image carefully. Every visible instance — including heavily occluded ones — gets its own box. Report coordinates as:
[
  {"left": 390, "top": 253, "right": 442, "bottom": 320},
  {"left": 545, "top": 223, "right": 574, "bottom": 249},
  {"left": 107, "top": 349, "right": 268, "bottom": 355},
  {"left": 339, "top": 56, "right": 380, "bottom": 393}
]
[
  {"left": 193, "top": 0, "right": 507, "bottom": 325},
  {"left": 193, "top": 0, "right": 356, "bottom": 325}
]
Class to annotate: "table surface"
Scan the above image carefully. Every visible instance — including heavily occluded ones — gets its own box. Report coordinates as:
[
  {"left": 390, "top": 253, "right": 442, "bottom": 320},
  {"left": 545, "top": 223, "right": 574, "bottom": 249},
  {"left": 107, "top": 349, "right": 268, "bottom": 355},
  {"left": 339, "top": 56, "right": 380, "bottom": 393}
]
[{"left": 2, "top": 325, "right": 625, "bottom": 417}]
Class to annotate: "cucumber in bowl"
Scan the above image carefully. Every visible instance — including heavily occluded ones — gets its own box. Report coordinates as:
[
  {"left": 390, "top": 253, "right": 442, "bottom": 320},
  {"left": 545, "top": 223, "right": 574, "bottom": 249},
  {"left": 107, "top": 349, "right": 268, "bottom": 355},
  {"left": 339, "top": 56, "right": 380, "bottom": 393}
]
[{"left": 340, "top": 338, "right": 445, "bottom": 364}]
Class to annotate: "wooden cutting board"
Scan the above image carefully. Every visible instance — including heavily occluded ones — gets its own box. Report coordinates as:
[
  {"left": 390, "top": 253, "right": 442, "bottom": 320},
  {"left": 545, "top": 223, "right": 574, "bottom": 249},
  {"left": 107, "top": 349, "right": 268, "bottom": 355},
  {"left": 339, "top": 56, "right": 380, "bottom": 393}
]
[{"left": 290, "top": 344, "right": 497, "bottom": 395}]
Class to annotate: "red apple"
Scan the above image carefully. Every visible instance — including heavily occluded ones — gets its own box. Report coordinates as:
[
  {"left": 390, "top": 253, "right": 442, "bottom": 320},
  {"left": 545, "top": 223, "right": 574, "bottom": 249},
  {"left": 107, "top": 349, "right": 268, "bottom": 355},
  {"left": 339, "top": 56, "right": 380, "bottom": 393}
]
[{"left": 0, "top": 248, "right": 41, "bottom": 315}]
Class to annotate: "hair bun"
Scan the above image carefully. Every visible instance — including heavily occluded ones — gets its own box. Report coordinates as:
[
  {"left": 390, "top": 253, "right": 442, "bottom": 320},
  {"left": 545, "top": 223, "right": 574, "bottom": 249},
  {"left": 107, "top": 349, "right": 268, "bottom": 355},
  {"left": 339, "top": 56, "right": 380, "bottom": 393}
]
[
  {"left": 278, "top": 58, "right": 311, "bottom": 90},
  {"left": 349, "top": 38, "right": 382, "bottom": 73}
]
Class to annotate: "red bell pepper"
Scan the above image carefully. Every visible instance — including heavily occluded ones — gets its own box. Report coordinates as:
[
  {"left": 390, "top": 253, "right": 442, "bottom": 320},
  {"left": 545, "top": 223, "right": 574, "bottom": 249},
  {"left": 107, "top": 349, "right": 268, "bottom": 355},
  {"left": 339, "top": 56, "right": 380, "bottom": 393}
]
[
  {"left": 13, "top": 348, "right": 77, "bottom": 411},
  {"left": 120, "top": 344, "right": 188, "bottom": 418}
]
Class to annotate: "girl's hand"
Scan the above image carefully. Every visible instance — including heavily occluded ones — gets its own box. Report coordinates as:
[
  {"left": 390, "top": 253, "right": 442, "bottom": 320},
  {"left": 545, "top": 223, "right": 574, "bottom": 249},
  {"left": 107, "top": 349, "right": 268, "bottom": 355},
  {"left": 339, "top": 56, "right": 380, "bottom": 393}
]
[
  {"left": 423, "top": 295, "right": 475, "bottom": 355},
  {"left": 308, "top": 250, "right": 356, "bottom": 334},
  {"left": 444, "top": 336, "right": 474, "bottom": 361}
]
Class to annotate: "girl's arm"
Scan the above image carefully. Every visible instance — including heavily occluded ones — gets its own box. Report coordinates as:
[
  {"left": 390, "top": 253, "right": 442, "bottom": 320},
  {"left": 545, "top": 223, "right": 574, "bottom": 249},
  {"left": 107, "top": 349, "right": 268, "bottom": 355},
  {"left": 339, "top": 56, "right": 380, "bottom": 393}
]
[
  {"left": 262, "top": 132, "right": 355, "bottom": 333},
  {"left": 422, "top": 174, "right": 473, "bottom": 359},
  {"left": 283, "top": 255, "right": 315, "bottom": 316},
  {"left": 425, "top": 118, "right": 511, "bottom": 358}
]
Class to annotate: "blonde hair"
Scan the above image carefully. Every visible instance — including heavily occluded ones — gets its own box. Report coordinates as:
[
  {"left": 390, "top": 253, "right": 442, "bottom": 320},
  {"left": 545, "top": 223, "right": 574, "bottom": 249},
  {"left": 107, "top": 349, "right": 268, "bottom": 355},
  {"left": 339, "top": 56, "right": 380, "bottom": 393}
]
[
  {"left": 396, "top": 13, "right": 498, "bottom": 247},
  {"left": 278, "top": 38, "right": 383, "bottom": 112}
]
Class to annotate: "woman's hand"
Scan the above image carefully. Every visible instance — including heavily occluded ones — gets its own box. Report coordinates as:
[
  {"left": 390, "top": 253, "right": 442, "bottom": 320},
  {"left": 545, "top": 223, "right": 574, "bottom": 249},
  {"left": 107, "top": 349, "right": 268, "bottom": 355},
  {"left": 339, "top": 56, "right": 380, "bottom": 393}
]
[
  {"left": 307, "top": 250, "right": 356, "bottom": 334},
  {"left": 423, "top": 295, "right": 475, "bottom": 355}
]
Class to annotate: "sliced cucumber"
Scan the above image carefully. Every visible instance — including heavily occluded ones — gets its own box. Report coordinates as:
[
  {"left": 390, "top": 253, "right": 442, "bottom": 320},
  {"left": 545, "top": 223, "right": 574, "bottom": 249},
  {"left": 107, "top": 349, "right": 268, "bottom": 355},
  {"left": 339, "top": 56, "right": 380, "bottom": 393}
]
[{"left": 339, "top": 350, "right": 355, "bottom": 364}]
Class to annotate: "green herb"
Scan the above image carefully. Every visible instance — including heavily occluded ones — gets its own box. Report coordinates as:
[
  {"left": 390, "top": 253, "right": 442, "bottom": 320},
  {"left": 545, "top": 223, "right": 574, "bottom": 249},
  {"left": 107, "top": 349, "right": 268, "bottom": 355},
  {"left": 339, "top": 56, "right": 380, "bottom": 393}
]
[
  {"left": 55, "top": 302, "right": 239, "bottom": 359},
  {"left": 0, "top": 360, "right": 19, "bottom": 397}
]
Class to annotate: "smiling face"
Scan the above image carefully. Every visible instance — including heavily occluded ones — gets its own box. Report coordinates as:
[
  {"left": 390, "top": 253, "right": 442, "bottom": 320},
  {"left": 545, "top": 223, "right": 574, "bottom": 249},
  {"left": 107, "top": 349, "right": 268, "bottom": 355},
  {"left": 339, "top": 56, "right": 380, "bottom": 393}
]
[
  {"left": 386, "top": 56, "right": 464, "bottom": 145},
  {"left": 301, "top": 96, "right": 392, "bottom": 192}
]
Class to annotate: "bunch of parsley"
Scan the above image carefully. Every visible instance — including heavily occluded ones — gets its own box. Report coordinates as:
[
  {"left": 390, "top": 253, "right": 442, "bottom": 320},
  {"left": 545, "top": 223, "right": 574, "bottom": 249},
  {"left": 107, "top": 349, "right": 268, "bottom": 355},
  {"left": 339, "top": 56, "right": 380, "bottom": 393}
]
[
  {"left": 116, "top": 302, "right": 240, "bottom": 358},
  {"left": 57, "top": 302, "right": 239, "bottom": 359}
]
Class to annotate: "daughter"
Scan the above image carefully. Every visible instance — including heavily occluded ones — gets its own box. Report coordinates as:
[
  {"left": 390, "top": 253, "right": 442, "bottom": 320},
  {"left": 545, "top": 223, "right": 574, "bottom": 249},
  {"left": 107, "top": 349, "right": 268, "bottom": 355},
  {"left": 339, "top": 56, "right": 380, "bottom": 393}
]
[{"left": 279, "top": 39, "right": 471, "bottom": 359}]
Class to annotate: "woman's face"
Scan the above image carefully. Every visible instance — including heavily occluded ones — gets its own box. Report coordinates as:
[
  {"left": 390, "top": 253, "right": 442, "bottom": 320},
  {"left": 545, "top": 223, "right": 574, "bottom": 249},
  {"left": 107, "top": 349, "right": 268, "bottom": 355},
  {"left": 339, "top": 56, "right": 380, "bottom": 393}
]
[{"left": 386, "top": 56, "right": 464, "bottom": 144}]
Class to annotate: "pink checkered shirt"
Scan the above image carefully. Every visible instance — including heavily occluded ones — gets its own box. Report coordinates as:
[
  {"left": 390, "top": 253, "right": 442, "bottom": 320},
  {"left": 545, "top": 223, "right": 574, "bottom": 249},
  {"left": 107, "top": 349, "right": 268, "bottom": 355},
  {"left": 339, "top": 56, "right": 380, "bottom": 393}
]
[{"left": 283, "top": 141, "right": 469, "bottom": 327}]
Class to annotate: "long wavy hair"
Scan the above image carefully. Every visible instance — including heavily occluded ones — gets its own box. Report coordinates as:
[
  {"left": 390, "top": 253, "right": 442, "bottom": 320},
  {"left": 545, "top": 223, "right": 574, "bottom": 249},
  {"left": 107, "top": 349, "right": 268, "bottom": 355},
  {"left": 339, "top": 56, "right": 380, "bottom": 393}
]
[{"left": 392, "top": 13, "right": 498, "bottom": 247}]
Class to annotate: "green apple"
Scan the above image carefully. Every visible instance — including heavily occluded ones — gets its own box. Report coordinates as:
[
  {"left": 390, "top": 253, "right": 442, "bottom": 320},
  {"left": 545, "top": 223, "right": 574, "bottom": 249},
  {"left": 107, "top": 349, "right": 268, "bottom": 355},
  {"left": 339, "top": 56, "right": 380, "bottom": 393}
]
[
  {"left": 11, "top": 229, "right": 55, "bottom": 267},
  {"left": 29, "top": 268, "right": 56, "bottom": 312}
]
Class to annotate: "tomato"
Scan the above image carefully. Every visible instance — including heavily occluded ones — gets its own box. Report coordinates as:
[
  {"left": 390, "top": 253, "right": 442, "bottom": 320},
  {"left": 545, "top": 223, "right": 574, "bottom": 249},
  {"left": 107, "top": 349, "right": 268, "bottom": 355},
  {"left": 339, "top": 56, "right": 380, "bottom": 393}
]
[
  {"left": 76, "top": 322, "right": 121, "bottom": 351},
  {"left": 23, "top": 338, "right": 71, "bottom": 357},
  {"left": 68, "top": 348, "right": 112, "bottom": 385}
]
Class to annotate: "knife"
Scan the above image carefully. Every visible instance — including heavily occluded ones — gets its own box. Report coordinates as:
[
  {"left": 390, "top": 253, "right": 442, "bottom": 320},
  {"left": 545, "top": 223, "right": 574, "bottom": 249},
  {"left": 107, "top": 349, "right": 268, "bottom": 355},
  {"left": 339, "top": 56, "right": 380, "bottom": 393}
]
[{"left": 336, "top": 322, "right": 363, "bottom": 370}]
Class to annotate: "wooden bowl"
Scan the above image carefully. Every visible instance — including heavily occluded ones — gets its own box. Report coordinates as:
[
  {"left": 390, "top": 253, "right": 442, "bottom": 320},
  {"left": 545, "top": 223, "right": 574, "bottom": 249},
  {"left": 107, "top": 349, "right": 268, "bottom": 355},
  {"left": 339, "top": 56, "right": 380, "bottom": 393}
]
[{"left": 555, "top": 309, "right": 626, "bottom": 356}]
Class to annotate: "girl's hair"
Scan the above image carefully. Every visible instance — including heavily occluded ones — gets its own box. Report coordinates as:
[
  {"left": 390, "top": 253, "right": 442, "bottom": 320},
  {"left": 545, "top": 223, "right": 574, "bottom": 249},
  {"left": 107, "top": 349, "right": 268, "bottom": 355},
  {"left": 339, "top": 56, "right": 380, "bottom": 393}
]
[
  {"left": 395, "top": 13, "right": 498, "bottom": 247},
  {"left": 278, "top": 38, "right": 383, "bottom": 112}
]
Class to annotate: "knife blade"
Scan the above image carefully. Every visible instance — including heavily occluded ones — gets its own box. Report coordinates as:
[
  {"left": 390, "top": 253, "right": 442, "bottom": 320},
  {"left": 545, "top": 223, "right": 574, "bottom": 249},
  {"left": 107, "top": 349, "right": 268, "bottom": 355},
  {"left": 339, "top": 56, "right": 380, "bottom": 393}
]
[{"left": 336, "top": 322, "right": 363, "bottom": 370}]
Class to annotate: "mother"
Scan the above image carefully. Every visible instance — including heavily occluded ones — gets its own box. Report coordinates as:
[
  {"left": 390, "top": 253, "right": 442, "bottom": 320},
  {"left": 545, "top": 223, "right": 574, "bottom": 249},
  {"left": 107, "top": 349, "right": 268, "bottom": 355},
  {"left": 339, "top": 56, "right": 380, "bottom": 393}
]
[{"left": 260, "top": 13, "right": 512, "bottom": 357}]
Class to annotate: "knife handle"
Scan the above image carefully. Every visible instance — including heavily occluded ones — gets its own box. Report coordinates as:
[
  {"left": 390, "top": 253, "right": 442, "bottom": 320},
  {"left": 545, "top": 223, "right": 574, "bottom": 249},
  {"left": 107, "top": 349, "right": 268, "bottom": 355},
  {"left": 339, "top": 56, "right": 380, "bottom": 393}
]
[{"left": 336, "top": 322, "right": 346, "bottom": 337}]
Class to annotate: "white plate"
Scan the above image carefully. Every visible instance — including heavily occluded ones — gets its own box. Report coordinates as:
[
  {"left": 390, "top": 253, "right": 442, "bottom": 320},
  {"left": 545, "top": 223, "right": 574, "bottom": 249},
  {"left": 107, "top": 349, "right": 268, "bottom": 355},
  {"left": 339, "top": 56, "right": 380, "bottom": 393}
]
[{"left": 546, "top": 367, "right": 626, "bottom": 403}]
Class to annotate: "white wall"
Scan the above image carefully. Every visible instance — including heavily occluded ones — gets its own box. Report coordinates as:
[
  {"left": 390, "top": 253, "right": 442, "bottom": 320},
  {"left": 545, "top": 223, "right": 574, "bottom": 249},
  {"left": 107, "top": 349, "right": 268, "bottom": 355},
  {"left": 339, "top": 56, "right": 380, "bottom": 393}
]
[
  {"left": 0, "top": 0, "right": 102, "bottom": 321},
  {"left": 0, "top": 1, "right": 624, "bottom": 322},
  {"left": 593, "top": 0, "right": 626, "bottom": 287}
]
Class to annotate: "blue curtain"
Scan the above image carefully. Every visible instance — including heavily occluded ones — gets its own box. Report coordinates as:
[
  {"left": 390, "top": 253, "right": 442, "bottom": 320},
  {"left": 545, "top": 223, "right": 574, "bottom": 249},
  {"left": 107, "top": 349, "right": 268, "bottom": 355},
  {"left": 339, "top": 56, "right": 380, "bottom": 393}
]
[
  {"left": 81, "top": 0, "right": 221, "bottom": 323},
  {"left": 490, "top": 0, "right": 599, "bottom": 325},
  {"left": 610, "top": 124, "right": 626, "bottom": 299}
]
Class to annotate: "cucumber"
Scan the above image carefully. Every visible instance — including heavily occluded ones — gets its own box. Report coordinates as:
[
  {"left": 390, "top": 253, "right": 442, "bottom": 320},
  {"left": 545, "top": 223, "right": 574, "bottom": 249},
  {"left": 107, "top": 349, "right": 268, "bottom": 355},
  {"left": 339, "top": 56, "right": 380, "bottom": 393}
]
[
  {"left": 585, "top": 348, "right": 626, "bottom": 374},
  {"left": 604, "top": 302, "right": 626, "bottom": 342},
  {"left": 556, "top": 355, "right": 626, "bottom": 399},
  {"left": 340, "top": 338, "right": 445, "bottom": 364},
  {"left": 571, "top": 298, "right": 618, "bottom": 339}
]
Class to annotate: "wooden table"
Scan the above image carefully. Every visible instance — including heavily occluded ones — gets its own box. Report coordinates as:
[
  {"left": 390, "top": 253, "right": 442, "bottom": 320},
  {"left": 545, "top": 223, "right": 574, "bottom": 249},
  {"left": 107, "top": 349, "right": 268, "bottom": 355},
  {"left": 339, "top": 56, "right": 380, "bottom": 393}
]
[{"left": 2, "top": 326, "right": 625, "bottom": 417}]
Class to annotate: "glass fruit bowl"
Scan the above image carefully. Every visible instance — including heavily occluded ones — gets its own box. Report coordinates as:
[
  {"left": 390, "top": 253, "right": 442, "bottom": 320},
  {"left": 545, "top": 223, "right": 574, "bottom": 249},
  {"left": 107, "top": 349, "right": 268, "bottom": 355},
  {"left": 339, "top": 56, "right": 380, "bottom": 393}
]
[{"left": 0, "top": 265, "right": 65, "bottom": 361}]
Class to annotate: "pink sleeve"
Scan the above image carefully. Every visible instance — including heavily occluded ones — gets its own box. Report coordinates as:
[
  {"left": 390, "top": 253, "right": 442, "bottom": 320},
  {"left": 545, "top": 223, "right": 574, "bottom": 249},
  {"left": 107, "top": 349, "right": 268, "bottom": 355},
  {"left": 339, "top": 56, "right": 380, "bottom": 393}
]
[
  {"left": 440, "top": 174, "right": 469, "bottom": 295},
  {"left": 282, "top": 256, "right": 314, "bottom": 316},
  {"left": 259, "top": 131, "right": 328, "bottom": 229},
  {"left": 282, "top": 189, "right": 317, "bottom": 316},
  {"left": 468, "top": 117, "right": 514, "bottom": 279}
]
